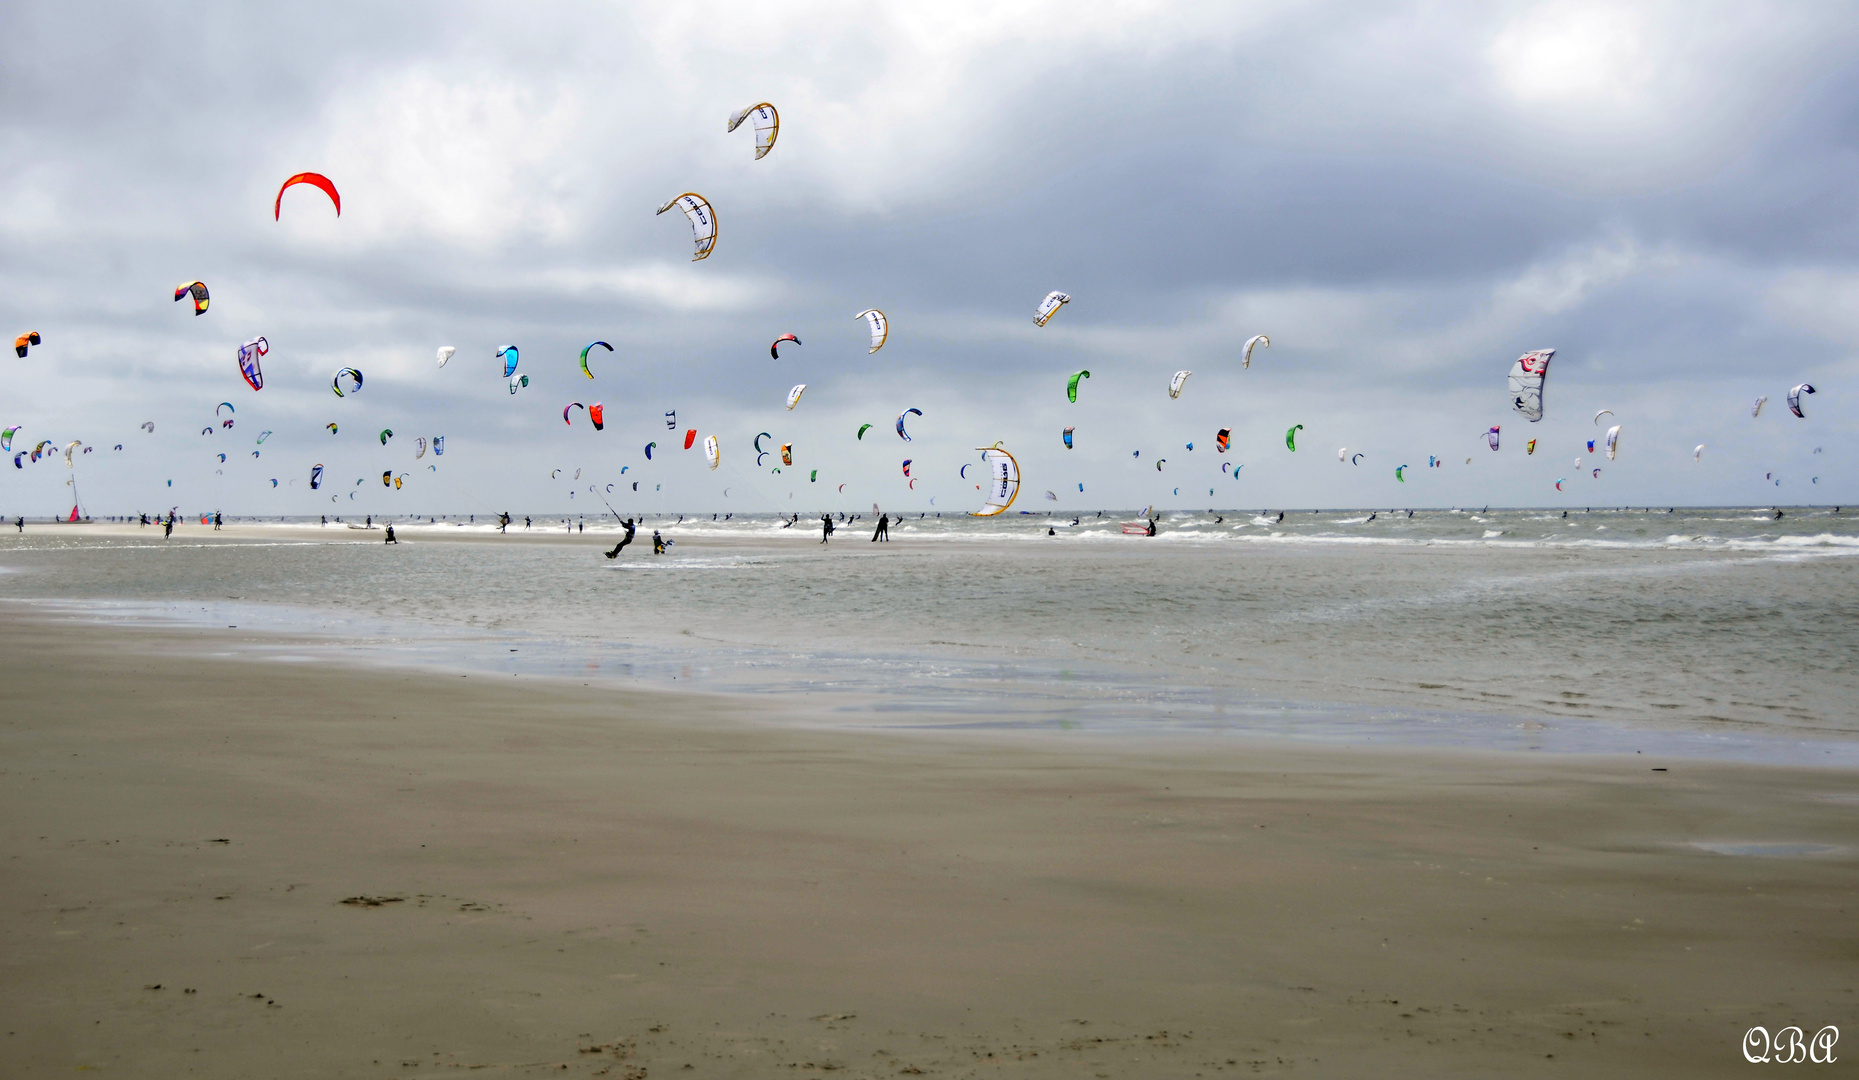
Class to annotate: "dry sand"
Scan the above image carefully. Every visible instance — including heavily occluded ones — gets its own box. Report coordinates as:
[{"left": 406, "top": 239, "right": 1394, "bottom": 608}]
[{"left": 1, "top": 615, "right": 1853, "bottom": 1078}]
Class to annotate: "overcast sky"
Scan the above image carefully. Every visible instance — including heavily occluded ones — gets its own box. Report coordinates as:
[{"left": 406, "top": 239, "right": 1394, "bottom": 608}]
[{"left": 2, "top": 0, "right": 1855, "bottom": 517}]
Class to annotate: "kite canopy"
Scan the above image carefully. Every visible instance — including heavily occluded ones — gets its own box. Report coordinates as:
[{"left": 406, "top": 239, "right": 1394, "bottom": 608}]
[
  {"left": 1592, "top": 408, "right": 1614, "bottom": 426},
  {"left": 379, "top": 429, "right": 394, "bottom": 445},
  {"left": 175, "top": 281, "right": 209, "bottom": 315},
  {"left": 1285, "top": 424, "right": 1302, "bottom": 451},
  {"left": 563, "top": 402, "right": 585, "bottom": 425},
  {"left": 1485, "top": 426, "right": 1500, "bottom": 451},
  {"left": 1694, "top": 444, "right": 1705, "bottom": 461},
  {"left": 310, "top": 464, "right": 324, "bottom": 490},
  {"left": 1788, "top": 383, "right": 1817, "bottom": 418},
  {"left": 1242, "top": 334, "right": 1270, "bottom": 369},
  {"left": 498, "top": 345, "right": 519, "bottom": 378},
  {"left": 1034, "top": 291, "right": 1070, "bottom": 327},
  {"left": 781, "top": 444, "right": 793, "bottom": 467},
  {"left": 332, "top": 367, "right": 362, "bottom": 397},
  {"left": 433, "top": 436, "right": 444, "bottom": 455},
  {"left": 971, "top": 446, "right": 1020, "bottom": 516},
  {"left": 770, "top": 333, "right": 800, "bottom": 360},
  {"left": 857, "top": 423, "right": 872, "bottom": 440},
  {"left": 683, "top": 429, "right": 697, "bottom": 450},
  {"left": 704, "top": 435, "right": 720, "bottom": 471},
  {"left": 274, "top": 172, "right": 340, "bottom": 219},
  {"left": 1169, "top": 371, "right": 1191, "bottom": 399},
  {"left": 656, "top": 193, "right": 717, "bottom": 261},
  {"left": 786, "top": 384, "right": 806, "bottom": 410},
  {"left": 416, "top": 436, "right": 427, "bottom": 459},
  {"left": 1526, "top": 439, "right": 1537, "bottom": 455},
  {"left": 854, "top": 309, "right": 888, "bottom": 353},
  {"left": 896, "top": 408, "right": 922, "bottom": 441},
  {"left": 15, "top": 331, "right": 41, "bottom": 358},
  {"left": 1062, "top": 426, "right": 1074, "bottom": 449},
  {"left": 508, "top": 373, "right": 528, "bottom": 395},
  {"left": 237, "top": 336, "right": 268, "bottom": 391},
  {"left": 1215, "top": 428, "right": 1231, "bottom": 453},
  {"left": 437, "top": 346, "right": 455, "bottom": 367},
  {"left": 727, "top": 103, "right": 779, "bottom": 159},
  {"left": 1751, "top": 395, "right": 1768, "bottom": 418},
  {"left": 579, "top": 341, "right": 610, "bottom": 379},
  {"left": 1066, "top": 370, "right": 1090, "bottom": 403},
  {"left": 644, "top": 441, "right": 656, "bottom": 460},
  {"left": 1507, "top": 348, "right": 1554, "bottom": 422},
  {"left": 589, "top": 402, "right": 604, "bottom": 431},
  {"left": 0, "top": 426, "right": 15, "bottom": 451},
  {"left": 1604, "top": 424, "right": 1621, "bottom": 460}
]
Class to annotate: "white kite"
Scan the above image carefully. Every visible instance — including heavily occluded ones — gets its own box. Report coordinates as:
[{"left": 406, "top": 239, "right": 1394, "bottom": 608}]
[
  {"left": 1242, "top": 334, "right": 1270, "bottom": 369},
  {"left": 436, "top": 346, "right": 455, "bottom": 367},
  {"left": 726, "top": 103, "right": 779, "bottom": 159},
  {"left": 1508, "top": 348, "right": 1555, "bottom": 422},
  {"left": 656, "top": 193, "right": 717, "bottom": 261},
  {"left": 971, "top": 445, "right": 1020, "bottom": 517},
  {"left": 1168, "top": 370, "right": 1192, "bottom": 399},
  {"left": 704, "top": 434, "right": 720, "bottom": 470},
  {"left": 786, "top": 384, "right": 806, "bottom": 410},
  {"left": 854, "top": 309, "right": 888, "bottom": 353},
  {"left": 1033, "top": 291, "right": 1070, "bottom": 327}
]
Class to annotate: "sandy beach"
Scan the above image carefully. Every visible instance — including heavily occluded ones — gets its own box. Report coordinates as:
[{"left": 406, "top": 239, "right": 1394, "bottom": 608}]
[{"left": 2, "top": 611, "right": 1853, "bottom": 1078}]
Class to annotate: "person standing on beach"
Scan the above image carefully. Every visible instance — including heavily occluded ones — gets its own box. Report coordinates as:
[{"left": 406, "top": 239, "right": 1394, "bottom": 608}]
[
  {"left": 872, "top": 512, "right": 889, "bottom": 542},
  {"left": 14, "top": 516, "right": 22, "bottom": 533},
  {"left": 384, "top": 523, "right": 398, "bottom": 544},
  {"left": 652, "top": 529, "right": 664, "bottom": 555},
  {"left": 498, "top": 513, "right": 510, "bottom": 534},
  {"left": 162, "top": 514, "right": 173, "bottom": 538},
  {"left": 604, "top": 518, "right": 636, "bottom": 559},
  {"left": 212, "top": 511, "right": 222, "bottom": 531},
  {"left": 821, "top": 513, "right": 833, "bottom": 544}
]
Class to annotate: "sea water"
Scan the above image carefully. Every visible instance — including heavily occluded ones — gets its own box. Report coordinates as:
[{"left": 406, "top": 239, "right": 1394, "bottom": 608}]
[{"left": 1, "top": 507, "right": 1855, "bottom": 764}]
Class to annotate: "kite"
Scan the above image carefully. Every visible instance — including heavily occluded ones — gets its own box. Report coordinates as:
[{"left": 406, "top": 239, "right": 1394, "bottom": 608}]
[
  {"left": 579, "top": 340, "right": 610, "bottom": 379},
  {"left": 897, "top": 408, "right": 921, "bottom": 440},
  {"left": 1168, "top": 370, "right": 1191, "bottom": 399},
  {"left": 508, "top": 373, "right": 528, "bottom": 394},
  {"left": 770, "top": 334, "right": 800, "bottom": 360},
  {"left": 1485, "top": 426, "right": 1500, "bottom": 451},
  {"left": 1555, "top": 478, "right": 1565, "bottom": 491},
  {"left": 256, "top": 430, "right": 271, "bottom": 444},
  {"left": 1044, "top": 491, "right": 1057, "bottom": 501},
  {"left": 433, "top": 436, "right": 444, "bottom": 455},
  {"left": 786, "top": 384, "right": 806, "bottom": 410},
  {"left": 564, "top": 402, "right": 585, "bottom": 425},
  {"left": 498, "top": 345, "right": 519, "bottom": 378},
  {"left": 857, "top": 423, "right": 872, "bottom": 440},
  {"left": 971, "top": 445, "right": 1020, "bottom": 516},
  {"left": 332, "top": 367, "right": 363, "bottom": 397},
  {"left": 1604, "top": 424, "right": 1621, "bottom": 460},
  {"left": 727, "top": 103, "right": 779, "bottom": 159},
  {"left": 1395, "top": 464, "right": 1407, "bottom": 482},
  {"left": 174, "top": 281, "right": 209, "bottom": 315},
  {"left": 589, "top": 403, "right": 604, "bottom": 430},
  {"left": 1788, "top": 383, "right": 1816, "bottom": 418},
  {"left": 1066, "top": 369, "right": 1090, "bottom": 402},
  {"left": 1285, "top": 424, "right": 1302, "bottom": 451},
  {"left": 704, "top": 435, "right": 720, "bottom": 470},
  {"left": 416, "top": 436, "right": 427, "bottom": 459},
  {"left": 1034, "top": 291, "right": 1070, "bottom": 327},
  {"left": 959, "top": 464, "right": 971, "bottom": 479},
  {"left": 1593, "top": 409, "right": 1614, "bottom": 426},
  {"left": 437, "top": 345, "right": 455, "bottom": 367},
  {"left": 1351, "top": 453, "right": 1364, "bottom": 465},
  {"left": 379, "top": 429, "right": 393, "bottom": 445},
  {"left": 1156, "top": 459, "right": 1166, "bottom": 471},
  {"left": 1751, "top": 396, "right": 1768, "bottom": 418},
  {"left": 1527, "top": 439, "right": 1537, "bottom": 455},
  {"left": 14, "top": 331, "right": 40, "bottom": 358},
  {"left": 901, "top": 459, "right": 911, "bottom": 477},
  {"left": 666, "top": 411, "right": 676, "bottom": 429},
  {"left": 1215, "top": 428, "right": 1231, "bottom": 453},
  {"left": 1242, "top": 334, "right": 1269, "bottom": 369},
  {"left": 0, "top": 427, "right": 15, "bottom": 451},
  {"left": 218, "top": 402, "right": 235, "bottom": 417},
  {"left": 63, "top": 440, "right": 81, "bottom": 467},
  {"left": 237, "top": 336, "right": 268, "bottom": 391},
  {"left": 656, "top": 193, "right": 717, "bottom": 261},
  {"left": 310, "top": 464, "right": 324, "bottom": 490},
  {"left": 1507, "top": 348, "right": 1554, "bottom": 421},
  {"left": 327, "top": 423, "right": 338, "bottom": 433},
  {"left": 274, "top": 172, "right": 340, "bottom": 219},
  {"left": 645, "top": 441, "right": 656, "bottom": 460},
  {"left": 854, "top": 309, "right": 888, "bottom": 353},
  {"left": 1062, "top": 426, "right": 1074, "bottom": 449},
  {"left": 754, "top": 432, "right": 772, "bottom": 454},
  {"left": 781, "top": 443, "right": 793, "bottom": 466},
  {"left": 383, "top": 470, "right": 394, "bottom": 487},
  {"left": 1338, "top": 448, "right": 1346, "bottom": 462},
  {"left": 1694, "top": 444, "right": 1704, "bottom": 461},
  {"left": 683, "top": 428, "right": 697, "bottom": 450}
]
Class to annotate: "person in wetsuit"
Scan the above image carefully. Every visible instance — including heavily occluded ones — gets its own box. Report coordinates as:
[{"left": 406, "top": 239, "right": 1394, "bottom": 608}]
[
  {"left": 872, "top": 513, "right": 889, "bottom": 542},
  {"left": 604, "top": 518, "right": 636, "bottom": 559}
]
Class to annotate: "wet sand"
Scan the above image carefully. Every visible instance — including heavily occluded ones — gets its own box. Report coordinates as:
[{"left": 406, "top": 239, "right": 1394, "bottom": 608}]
[{"left": 1, "top": 616, "right": 1853, "bottom": 1078}]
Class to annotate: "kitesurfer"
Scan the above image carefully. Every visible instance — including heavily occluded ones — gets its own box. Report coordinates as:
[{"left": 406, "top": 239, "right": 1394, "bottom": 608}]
[
  {"left": 163, "top": 515, "right": 173, "bottom": 538},
  {"left": 872, "top": 513, "right": 889, "bottom": 542},
  {"left": 13, "top": 516, "right": 21, "bottom": 533},
  {"left": 652, "top": 529, "right": 665, "bottom": 555},
  {"left": 1146, "top": 518, "right": 1157, "bottom": 537},
  {"left": 384, "top": 524, "right": 398, "bottom": 544},
  {"left": 213, "top": 511, "right": 222, "bottom": 531},
  {"left": 821, "top": 514, "right": 834, "bottom": 544},
  {"left": 524, "top": 516, "right": 531, "bottom": 530},
  {"left": 498, "top": 513, "right": 510, "bottom": 534},
  {"left": 604, "top": 519, "right": 636, "bottom": 559}
]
